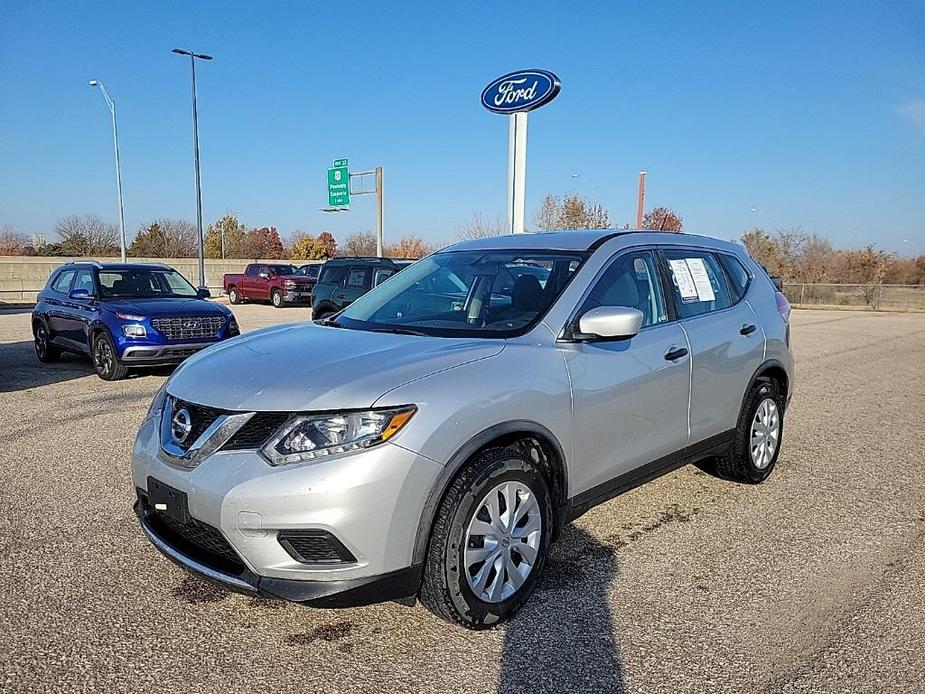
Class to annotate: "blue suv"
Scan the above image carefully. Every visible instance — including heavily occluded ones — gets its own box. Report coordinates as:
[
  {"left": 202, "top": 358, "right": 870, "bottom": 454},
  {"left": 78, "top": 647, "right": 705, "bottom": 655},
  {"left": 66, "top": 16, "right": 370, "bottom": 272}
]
[{"left": 32, "top": 261, "right": 239, "bottom": 380}]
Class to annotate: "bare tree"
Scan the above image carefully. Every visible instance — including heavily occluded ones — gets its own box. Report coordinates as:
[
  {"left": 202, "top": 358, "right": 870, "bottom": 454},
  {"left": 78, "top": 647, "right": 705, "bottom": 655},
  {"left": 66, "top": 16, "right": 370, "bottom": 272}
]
[
  {"left": 457, "top": 212, "right": 506, "bottom": 240},
  {"left": 339, "top": 231, "right": 378, "bottom": 257},
  {"left": 533, "top": 195, "right": 561, "bottom": 231},
  {"left": 533, "top": 194, "right": 611, "bottom": 231},
  {"left": 0, "top": 225, "right": 31, "bottom": 255},
  {"left": 54, "top": 214, "right": 119, "bottom": 256}
]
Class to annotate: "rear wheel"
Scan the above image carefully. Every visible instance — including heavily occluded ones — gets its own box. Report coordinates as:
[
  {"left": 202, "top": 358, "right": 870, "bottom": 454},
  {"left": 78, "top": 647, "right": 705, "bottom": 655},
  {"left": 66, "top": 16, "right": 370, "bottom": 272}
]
[
  {"left": 33, "top": 322, "right": 60, "bottom": 363},
  {"left": 419, "top": 447, "right": 552, "bottom": 629},
  {"left": 228, "top": 287, "right": 241, "bottom": 305},
  {"left": 271, "top": 289, "right": 283, "bottom": 308},
  {"left": 92, "top": 331, "right": 129, "bottom": 381},
  {"left": 714, "top": 379, "right": 784, "bottom": 483}
]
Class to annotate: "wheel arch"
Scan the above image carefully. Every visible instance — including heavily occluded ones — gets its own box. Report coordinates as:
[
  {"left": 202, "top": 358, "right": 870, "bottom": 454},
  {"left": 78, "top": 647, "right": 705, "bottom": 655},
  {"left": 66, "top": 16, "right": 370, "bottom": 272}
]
[
  {"left": 411, "top": 420, "right": 569, "bottom": 567},
  {"left": 745, "top": 359, "right": 790, "bottom": 410}
]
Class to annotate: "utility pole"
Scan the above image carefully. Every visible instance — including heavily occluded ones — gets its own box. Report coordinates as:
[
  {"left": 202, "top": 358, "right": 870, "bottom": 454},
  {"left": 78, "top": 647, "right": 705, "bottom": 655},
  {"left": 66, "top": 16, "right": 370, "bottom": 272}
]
[
  {"left": 635, "top": 171, "right": 647, "bottom": 229},
  {"left": 172, "top": 48, "right": 213, "bottom": 288},
  {"left": 88, "top": 80, "right": 126, "bottom": 261}
]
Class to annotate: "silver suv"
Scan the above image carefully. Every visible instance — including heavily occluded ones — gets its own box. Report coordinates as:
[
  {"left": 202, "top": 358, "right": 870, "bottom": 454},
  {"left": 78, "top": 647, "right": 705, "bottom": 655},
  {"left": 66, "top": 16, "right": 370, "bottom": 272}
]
[{"left": 133, "top": 230, "right": 793, "bottom": 628}]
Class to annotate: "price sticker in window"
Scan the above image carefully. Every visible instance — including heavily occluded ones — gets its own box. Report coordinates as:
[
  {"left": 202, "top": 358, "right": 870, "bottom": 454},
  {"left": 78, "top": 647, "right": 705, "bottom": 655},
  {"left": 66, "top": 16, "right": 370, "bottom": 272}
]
[
  {"left": 685, "top": 257, "right": 715, "bottom": 302},
  {"left": 668, "top": 259, "right": 699, "bottom": 302}
]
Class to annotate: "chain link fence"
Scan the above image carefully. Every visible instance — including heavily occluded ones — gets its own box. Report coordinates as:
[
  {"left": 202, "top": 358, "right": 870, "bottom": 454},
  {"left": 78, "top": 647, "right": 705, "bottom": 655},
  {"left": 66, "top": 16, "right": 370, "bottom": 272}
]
[{"left": 783, "top": 284, "right": 925, "bottom": 312}]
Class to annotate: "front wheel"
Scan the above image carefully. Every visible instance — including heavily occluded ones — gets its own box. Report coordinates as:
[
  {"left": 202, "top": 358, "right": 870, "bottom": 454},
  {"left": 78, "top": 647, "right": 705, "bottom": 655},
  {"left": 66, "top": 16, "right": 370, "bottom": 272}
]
[
  {"left": 271, "top": 289, "right": 283, "bottom": 308},
  {"left": 419, "top": 447, "right": 552, "bottom": 629},
  {"left": 92, "top": 331, "right": 129, "bottom": 381}
]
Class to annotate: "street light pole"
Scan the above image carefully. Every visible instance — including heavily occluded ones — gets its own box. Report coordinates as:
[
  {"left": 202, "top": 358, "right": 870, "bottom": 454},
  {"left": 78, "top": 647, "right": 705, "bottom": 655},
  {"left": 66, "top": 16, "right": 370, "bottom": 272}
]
[
  {"left": 635, "top": 171, "right": 647, "bottom": 229},
  {"left": 88, "top": 80, "right": 126, "bottom": 261},
  {"left": 172, "top": 48, "right": 213, "bottom": 289}
]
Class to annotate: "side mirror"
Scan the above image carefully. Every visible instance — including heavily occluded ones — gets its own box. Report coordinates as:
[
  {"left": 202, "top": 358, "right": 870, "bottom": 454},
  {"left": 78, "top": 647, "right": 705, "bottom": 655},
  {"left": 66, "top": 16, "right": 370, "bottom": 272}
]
[
  {"left": 258, "top": 271, "right": 269, "bottom": 280},
  {"left": 576, "top": 306, "right": 643, "bottom": 341},
  {"left": 68, "top": 288, "right": 93, "bottom": 300},
  {"left": 197, "top": 287, "right": 211, "bottom": 299}
]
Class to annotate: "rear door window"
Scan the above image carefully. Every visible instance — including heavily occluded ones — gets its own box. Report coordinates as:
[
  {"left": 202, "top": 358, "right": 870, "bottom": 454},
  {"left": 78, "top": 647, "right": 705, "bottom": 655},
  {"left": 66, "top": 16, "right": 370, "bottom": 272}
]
[
  {"left": 662, "top": 249, "right": 732, "bottom": 318},
  {"left": 346, "top": 268, "right": 369, "bottom": 289}
]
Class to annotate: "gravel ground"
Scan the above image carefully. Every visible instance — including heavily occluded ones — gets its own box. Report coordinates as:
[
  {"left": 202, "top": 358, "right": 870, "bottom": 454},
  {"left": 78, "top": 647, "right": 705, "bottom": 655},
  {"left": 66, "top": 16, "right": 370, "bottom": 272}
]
[{"left": 1, "top": 305, "right": 923, "bottom": 693}]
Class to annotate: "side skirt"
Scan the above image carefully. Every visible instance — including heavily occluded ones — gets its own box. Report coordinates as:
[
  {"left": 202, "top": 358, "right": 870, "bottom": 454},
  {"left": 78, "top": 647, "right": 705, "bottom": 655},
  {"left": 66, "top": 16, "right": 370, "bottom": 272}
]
[{"left": 565, "top": 430, "right": 734, "bottom": 522}]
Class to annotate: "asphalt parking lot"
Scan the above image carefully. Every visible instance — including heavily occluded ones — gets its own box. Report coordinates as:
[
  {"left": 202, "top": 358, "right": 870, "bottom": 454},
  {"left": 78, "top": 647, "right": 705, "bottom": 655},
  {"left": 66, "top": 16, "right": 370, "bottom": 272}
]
[{"left": 1, "top": 304, "right": 924, "bottom": 693}]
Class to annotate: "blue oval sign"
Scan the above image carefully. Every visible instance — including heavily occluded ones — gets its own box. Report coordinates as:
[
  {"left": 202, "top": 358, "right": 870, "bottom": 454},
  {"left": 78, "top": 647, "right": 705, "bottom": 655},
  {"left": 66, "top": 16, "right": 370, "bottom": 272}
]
[{"left": 481, "top": 69, "right": 561, "bottom": 114}]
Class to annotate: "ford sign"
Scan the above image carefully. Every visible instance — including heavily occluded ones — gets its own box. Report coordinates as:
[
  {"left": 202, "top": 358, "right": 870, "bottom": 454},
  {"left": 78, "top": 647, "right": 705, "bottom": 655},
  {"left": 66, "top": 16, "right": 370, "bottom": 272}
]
[{"left": 480, "top": 69, "right": 561, "bottom": 114}]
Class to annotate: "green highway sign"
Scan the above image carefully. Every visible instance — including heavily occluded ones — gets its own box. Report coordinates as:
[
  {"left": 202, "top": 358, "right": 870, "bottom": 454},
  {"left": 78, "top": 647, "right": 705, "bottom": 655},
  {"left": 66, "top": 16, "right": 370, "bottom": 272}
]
[{"left": 327, "top": 163, "right": 349, "bottom": 207}]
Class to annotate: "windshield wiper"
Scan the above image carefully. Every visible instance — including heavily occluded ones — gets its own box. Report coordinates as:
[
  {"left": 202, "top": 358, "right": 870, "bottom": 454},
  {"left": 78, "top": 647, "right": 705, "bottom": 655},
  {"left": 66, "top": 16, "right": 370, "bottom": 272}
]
[
  {"left": 366, "top": 326, "right": 428, "bottom": 337},
  {"left": 317, "top": 318, "right": 344, "bottom": 328}
]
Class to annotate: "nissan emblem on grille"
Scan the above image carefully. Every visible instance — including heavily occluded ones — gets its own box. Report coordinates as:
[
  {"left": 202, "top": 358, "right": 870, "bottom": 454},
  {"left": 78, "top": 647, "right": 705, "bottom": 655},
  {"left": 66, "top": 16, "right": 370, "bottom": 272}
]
[{"left": 171, "top": 408, "right": 192, "bottom": 443}]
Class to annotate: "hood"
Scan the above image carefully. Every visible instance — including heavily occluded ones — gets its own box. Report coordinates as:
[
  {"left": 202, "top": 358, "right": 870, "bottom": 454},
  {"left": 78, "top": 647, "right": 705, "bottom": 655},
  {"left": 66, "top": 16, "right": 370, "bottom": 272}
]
[
  {"left": 167, "top": 322, "right": 504, "bottom": 411},
  {"left": 279, "top": 274, "right": 315, "bottom": 282},
  {"left": 104, "top": 297, "right": 229, "bottom": 318}
]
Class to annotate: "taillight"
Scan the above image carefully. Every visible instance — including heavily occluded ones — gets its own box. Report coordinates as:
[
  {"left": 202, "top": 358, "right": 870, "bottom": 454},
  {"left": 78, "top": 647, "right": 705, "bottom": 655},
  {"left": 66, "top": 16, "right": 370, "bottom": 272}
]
[{"left": 775, "top": 291, "right": 791, "bottom": 322}]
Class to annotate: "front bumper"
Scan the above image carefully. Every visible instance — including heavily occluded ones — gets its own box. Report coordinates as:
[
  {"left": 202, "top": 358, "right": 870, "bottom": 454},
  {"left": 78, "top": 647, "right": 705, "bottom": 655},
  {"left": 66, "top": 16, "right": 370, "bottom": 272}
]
[
  {"left": 121, "top": 341, "right": 218, "bottom": 364},
  {"left": 135, "top": 501, "right": 422, "bottom": 605},
  {"left": 131, "top": 414, "right": 442, "bottom": 605},
  {"left": 282, "top": 290, "right": 313, "bottom": 304}
]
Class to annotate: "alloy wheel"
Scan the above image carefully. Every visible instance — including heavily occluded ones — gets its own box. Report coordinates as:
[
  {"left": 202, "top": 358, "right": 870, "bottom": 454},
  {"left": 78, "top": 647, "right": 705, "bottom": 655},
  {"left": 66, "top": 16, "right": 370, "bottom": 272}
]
[
  {"left": 464, "top": 480, "right": 542, "bottom": 603},
  {"left": 34, "top": 325, "right": 47, "bottom": 357},
  {"left": 750, "top": 397, "right": 780, "bottom": 469},
  {"left": 94, "top": 337, "right": 113, "bottom": 376}
]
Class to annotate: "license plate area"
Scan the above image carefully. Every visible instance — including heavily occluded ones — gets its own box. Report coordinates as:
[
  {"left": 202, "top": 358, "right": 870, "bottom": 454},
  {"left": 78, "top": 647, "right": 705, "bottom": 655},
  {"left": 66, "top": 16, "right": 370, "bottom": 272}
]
[{"left": 147, "top": 477, "right": 190, "bottom": 523}]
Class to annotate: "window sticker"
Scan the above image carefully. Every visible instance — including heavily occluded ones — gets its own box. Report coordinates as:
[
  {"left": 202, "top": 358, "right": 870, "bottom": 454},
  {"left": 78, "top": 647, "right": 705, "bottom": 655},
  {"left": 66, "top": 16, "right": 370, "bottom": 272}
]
[
  {"left": 668, "top": 259, "right": 699, "bottom": 302},
  {"left": 685, "top": 257, "right": 716, "bottom": 302}
]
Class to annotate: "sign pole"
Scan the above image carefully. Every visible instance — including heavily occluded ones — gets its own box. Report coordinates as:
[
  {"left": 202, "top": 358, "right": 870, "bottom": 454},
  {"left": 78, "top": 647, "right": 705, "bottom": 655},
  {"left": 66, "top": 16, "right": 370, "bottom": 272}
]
[
  {"left": 507, "top": 115, "right": 516, "bottom": 233},
  {"left": 375, "top": 166, "right": 384, "bottom": 258},
  {"left": 511, "top": 112, "right": 528, "bottom": 234}
]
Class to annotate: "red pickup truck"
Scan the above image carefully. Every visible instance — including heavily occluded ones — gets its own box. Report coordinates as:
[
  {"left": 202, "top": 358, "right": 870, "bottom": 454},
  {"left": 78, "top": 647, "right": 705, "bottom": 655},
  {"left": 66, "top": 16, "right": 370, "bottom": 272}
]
[{"left": 223, "top": 263, "right": 317, "bottom": 308}]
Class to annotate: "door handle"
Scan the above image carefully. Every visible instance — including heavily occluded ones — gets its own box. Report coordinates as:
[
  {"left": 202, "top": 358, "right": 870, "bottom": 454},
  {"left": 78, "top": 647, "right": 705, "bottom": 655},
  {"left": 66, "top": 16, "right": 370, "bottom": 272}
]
[
  {"left": 664, "top": 346, "right": 688, "bottom": 361},
  {"left": 740, "top": 324, "right": 757, "bottom": 336}
]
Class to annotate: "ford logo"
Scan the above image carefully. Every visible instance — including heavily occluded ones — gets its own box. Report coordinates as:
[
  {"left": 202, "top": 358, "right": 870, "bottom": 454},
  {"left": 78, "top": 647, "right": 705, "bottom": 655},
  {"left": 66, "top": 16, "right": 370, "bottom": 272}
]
[{"left": 480, "top": 69, "right": 561, "bottom": 114}]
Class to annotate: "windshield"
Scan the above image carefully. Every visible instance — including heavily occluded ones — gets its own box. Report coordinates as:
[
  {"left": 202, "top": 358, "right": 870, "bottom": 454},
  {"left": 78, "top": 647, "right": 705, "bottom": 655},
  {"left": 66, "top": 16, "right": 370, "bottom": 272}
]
[
  {"left": 334, "top": 250, "right": 586, "bottom": 337},
  {"left": 97, "top": 269, "right": 199, "bottom": 299}
]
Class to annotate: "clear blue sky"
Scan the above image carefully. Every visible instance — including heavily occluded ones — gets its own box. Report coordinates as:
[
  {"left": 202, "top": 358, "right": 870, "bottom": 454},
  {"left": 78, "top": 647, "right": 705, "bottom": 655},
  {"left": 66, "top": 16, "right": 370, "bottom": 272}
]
[{"left": 1, "top": 1, "right": 923, "bottom": 253}]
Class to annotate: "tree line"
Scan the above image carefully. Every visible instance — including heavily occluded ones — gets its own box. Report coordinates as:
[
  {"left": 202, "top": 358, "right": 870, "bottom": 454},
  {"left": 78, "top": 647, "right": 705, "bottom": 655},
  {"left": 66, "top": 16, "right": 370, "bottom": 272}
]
[
  {"left": 3, "top": 201, "right": 921, "bottom": 284},
  {"left": 0, "top": 214, "right": 438, "bottom": 261}
]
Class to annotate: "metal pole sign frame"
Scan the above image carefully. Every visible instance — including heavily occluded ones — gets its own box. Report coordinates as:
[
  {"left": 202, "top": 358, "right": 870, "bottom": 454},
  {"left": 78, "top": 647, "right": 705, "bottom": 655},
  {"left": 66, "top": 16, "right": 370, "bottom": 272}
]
[{"left": 481, "top": 69, "right": 561, "bottom": 234}]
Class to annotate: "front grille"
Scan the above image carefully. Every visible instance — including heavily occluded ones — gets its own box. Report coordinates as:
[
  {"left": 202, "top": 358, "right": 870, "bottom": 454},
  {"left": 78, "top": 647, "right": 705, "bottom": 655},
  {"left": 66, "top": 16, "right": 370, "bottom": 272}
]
[
  {"left": 278, "top": 530, "right": 357, "bottom": 564},
  {"left": 286, "top": 282, "right": 313, "bottom": 293},
  {"left": 151, "top": 315, "right": 224, "bottom": 341},
  {"left": 224, "top": 413, "right": 291, "bottom": 450},
  {"left": 171, "top": 398, "right": 223, "bottom": 450},
  {"left": 138, "top": 490, "right": 245, "bottom": 575}
]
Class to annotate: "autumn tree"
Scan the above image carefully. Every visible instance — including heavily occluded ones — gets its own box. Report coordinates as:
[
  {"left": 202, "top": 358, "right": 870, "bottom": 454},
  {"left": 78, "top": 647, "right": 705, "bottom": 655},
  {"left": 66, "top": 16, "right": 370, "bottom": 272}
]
[
  {"left": 642, "top": 207, "right": 683, "bottom": 232},
  {"left": 533, "top": 194, "right": 611, "bottom": 231},
  {"left": 384, "top": 235, "right": 436, "bottom": 259},
  {"left": 0, "top": 226, "right": 30, "bottom": 255},
  {"left": 289, "top": 232, "right": 337, "bottom": 261},
  {"left": 204, "top": 214, "right": 248, "bottom": 258},
  {"left": 129, "top": 219, "right": 197, "bottom": 258},
  {"left": 246, "top": 226, "right": 286, "bottom": 259},
  {"left": 339, "top": 231, "right": 378, "bottom": 256},
  {"left": 54, "top": 214, "right": 119, "bottom": 256}
]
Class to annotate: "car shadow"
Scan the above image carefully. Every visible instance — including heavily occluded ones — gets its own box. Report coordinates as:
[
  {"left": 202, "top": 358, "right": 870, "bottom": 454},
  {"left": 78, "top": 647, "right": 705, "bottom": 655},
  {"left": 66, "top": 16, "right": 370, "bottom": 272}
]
[
  {"left": 0, "top": 340, "right": 176, "bottom": 393},
  {"left": 499, "top": 524, "right": 625, "bottom": 694}
]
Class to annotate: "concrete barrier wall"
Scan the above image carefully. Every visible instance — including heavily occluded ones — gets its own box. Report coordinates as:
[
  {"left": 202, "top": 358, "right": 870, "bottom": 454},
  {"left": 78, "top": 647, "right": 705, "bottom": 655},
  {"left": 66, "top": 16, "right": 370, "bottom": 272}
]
[{"left": 0, "top": 256, "right": 323, "bottom": 303}]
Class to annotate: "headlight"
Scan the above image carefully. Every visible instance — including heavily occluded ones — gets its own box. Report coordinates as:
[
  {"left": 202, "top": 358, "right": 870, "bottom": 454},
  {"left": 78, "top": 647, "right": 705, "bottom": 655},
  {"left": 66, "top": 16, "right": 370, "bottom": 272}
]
[
  {"left": 145, "top": 383, "right": 168, "bottom": 422},
  {"left": 122, "top": 324, "right": 146, "bottom": 338},
  {"left": 284, "top": 280, "right": 296, "bottom": 288},
  {"left": 261, "top": 406, "right": 416, "bottom": 466},
  {"left": 228, "top": 319, "right": 240, "bottom": 336}
]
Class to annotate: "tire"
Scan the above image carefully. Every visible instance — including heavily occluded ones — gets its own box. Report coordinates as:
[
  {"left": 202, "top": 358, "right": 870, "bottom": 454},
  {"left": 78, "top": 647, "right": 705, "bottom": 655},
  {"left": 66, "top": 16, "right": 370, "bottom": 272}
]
[
  {"left": 33, "top": 322, "right": 61, "bottom": 363},
  {"left": 228, "top": 287, "right": 241, "bottom": 305},
  {"left": 713, "top": 379, "right": 785, "bottom": 483},
  {"left": 92, "top": 331, "right": 129, "bottom": 381},
  {"left": 419, "top": 447, "right": 553, "bottom": 629},
  {"left": 313, "top": 307, "right": 332, "bottom": 321},
  {"left": 271, "top": 289, "right": 283, "bottom": 308}
]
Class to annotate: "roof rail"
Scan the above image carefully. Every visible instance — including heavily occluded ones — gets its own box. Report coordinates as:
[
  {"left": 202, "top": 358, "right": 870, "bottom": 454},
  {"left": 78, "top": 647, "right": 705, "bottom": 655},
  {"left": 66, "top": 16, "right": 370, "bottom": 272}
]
[
  {"left": 331, "top": 256, "right": 398, "bottom": 263},
  {"left": 63, "top": 260, "right": 105, "bottom": 269}
]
